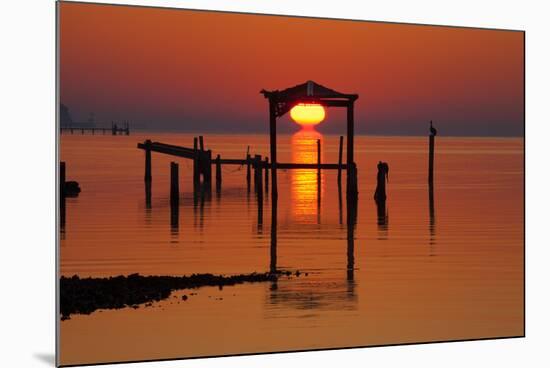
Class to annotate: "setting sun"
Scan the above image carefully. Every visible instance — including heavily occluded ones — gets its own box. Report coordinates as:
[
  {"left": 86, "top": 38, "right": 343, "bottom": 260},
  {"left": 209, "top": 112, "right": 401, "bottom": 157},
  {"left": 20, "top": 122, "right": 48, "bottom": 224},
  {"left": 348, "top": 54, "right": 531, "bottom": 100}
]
[{"left": 290, "top": 103, "right": 326, "bottom": 126}]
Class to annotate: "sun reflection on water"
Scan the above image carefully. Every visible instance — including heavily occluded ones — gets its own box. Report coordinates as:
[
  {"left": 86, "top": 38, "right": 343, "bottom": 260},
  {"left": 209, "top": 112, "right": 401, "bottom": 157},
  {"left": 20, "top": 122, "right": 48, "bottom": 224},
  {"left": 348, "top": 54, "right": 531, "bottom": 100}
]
[{"left": 291, "top": 128, "right": 324, "bottom": 224}]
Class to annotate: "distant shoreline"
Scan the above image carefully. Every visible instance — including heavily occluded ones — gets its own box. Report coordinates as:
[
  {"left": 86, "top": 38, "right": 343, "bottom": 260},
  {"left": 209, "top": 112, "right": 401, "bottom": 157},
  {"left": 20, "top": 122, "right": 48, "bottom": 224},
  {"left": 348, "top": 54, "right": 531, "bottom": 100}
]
[{"left": 60, "top": 130, "right": 524, "bottom": 139}]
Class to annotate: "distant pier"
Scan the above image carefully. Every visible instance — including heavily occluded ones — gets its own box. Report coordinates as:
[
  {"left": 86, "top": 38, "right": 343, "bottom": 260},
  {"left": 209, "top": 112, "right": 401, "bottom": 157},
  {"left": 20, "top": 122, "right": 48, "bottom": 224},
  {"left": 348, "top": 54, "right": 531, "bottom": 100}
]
[{"left": 60, "top": 121, "right": 130, "bottom": 135}]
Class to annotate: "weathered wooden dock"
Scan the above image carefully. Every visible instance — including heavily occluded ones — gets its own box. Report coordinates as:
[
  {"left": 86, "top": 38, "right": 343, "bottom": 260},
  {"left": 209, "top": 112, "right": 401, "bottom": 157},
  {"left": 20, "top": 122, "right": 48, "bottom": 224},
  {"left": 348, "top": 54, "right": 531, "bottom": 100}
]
[{"left": 137, "top": 134, "right": 348, "bottom": 196}]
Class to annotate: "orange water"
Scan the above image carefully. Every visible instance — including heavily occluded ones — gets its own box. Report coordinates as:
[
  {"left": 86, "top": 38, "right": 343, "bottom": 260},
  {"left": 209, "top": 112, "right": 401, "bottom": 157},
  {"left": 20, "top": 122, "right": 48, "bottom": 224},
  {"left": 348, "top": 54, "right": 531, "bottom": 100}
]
[{"left": 59, "top": 131, "right": 523, "bottom": 365}]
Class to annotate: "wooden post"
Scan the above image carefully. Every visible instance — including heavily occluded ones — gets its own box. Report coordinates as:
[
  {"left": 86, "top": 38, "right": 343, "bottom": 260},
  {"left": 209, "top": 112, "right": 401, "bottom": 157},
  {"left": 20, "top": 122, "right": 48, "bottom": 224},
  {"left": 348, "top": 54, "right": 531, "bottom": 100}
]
[
  {"left": 346, "top": 102, "right": 357, "bottom": 200},
  {"left": 193, "top": 137, "right": 200, "bottom": 189},
  {"left": 254, "top": 154, "right": 262, "bottom": 192},
  {"left": 348, "top": 162, "right": 358, "bottom": 200},
  {"left": 199, "top": 136, "right": 204, "bottom": 151},
  {"left": 269, "top": 100, "right": 278, "bottom": 199},
  {"left": 264, "top": 157, "right": 269, "bottom": 193},
  {"left": 429, "top": 134, "right": 435, "bottom": 185},
  {"left": 215, "top": 154, "right": 222, "bottom": 192},
  {"left": 246, "top": 153, "right": 251, "bottom": 192},
  {"left": 317, "top": 139, "right": 321, "bottom": 176},
  {"left": 60, "top": 161, "right": 66, "bottom": 199},
  {"left": 346, "top": 102, "right": 354, "bottom": 167},
  {"left": 374, "top": 161, "right": 388, "bottom": 202},
  {"left": 170, "top": 162, "right": 179, "bottom": 207},
  {"left": 144, "top": 140, "right": 152, "bottom": 183},
  {"left": 204, "top": 150, "right": 212, "bottom": 189},
  {"left": 337, "top": 135, "right": 343, "bottom": 184},
  {"left": 255, "top": 156, "right": 264, "bottom": 229}
]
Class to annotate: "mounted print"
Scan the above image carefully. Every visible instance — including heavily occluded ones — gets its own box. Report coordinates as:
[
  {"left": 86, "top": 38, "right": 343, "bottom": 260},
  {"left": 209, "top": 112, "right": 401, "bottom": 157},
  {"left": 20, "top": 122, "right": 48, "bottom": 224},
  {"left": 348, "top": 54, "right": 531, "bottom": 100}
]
[{"left": 56, "top": 1, "right": 525, "bottom": 366}]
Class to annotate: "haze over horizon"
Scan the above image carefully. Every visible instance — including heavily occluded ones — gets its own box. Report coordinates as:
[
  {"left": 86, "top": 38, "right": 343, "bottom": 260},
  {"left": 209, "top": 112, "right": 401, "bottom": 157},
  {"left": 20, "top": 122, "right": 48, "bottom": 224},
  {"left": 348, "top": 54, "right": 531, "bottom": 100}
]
[{"left": 60, "top": 3, "right": 524, "bottom": 137}]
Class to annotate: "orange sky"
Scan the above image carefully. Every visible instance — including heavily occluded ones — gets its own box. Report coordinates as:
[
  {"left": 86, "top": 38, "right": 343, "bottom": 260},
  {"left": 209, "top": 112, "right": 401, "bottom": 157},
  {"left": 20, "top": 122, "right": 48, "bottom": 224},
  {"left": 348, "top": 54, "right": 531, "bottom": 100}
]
[{"left": 59, "top": 2, "right": 524, "bottom": 136}]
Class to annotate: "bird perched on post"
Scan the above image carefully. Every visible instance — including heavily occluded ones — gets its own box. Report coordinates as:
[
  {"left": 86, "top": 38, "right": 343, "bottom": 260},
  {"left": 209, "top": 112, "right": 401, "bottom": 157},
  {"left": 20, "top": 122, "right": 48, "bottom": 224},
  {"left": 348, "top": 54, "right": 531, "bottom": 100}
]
[{"left": 430, "top": 120, "right": 438, "bottom": 136}]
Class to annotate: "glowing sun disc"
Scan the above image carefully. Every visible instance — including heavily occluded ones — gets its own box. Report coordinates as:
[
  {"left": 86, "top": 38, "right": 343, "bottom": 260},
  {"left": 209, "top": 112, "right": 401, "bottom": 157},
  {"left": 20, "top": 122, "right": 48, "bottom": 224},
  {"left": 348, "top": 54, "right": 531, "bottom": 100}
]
[{"left": 290, "top": 103, "right": 326, "bottom": 126}]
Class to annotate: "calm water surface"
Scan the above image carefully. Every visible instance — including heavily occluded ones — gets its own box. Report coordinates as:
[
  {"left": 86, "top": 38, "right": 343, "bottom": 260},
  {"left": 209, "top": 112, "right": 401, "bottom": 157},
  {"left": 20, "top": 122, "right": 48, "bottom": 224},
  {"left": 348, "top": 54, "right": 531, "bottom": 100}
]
[{"left": 59, "top": 132, "right": 523, "bottom": 365}]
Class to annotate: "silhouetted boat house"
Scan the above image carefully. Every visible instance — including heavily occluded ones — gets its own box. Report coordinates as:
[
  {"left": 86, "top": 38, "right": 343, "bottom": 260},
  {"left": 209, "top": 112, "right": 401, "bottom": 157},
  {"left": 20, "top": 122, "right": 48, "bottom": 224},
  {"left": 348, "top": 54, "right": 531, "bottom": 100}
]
[{"left": 261, "top": 80, "right": 359, "bottom": 199}]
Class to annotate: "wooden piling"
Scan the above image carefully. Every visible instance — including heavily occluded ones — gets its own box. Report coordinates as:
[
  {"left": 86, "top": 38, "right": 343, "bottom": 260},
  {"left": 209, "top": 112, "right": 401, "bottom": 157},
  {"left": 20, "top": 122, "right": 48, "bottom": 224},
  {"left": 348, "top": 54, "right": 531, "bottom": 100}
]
[
  {"left": 246, "top": 154, "right": 251, "bottom": 192},
  {"left": 374, "top": 161, "right": 388, "bottom": 202},
  {"left": 144, "top": 139, "right": 152, "bottom": 183},
  {"left": 429, "top": 134, "right": 435, "bottom": 185},
  {"left": 317, "top": 139, "right": 321, "bottom": 176},
  {"left": 347, "top": 162, "right": 358, "bottom": 200},
  {"left": 199, "top": 136, "right": 205, "bottom": 151},
  {"left": 60, "top": 161, "right": 66, "bottom": 199},
  {"left": 215, "top": 154, "right": 222, "bottom": 192},
  {"left": 170, "top": 162, "right": 179, "bottom": 207},
  {"left": 346, "top": 102, "right": 356, "bottom": 200},
  {"left": 255, "top": 155, "right": 264, "bottom": 228},
  {"left": 346, "top": 102, "right": 354, "bottom": 166},
  {"left": 193, "top": 137, "right": 200, "bottom": 189},
  {"left": 254, "top": 154, "right": 262, "bottom": 192},
  {"left": 337, "top": 135, "right": 343, "bottom": 184},
  {"left": 204, "top": 150, "right": 212, "bottom": 188},
  {"left": 269, "top": 100, "right": 278, "bottom": 199},
  {"left": 264, "top": 157, "right": 269, "bottom": 192}
]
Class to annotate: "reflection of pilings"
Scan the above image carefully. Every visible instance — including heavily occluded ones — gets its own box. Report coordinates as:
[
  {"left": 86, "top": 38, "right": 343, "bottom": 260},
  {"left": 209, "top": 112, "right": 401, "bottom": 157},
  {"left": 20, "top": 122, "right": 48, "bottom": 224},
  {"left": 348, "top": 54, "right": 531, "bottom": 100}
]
[
  {"left": 337, "top": 135, "right": 343, "bottom": 185},
  {"left": 429, "top": 134, "right": 435, "bottom": 185},
  {"left": 253, "top": 155, "right": 261, "bottom": 193},
  {"left": 317, "top": 139, "right": 321, "bottom": 224},
  {"left": 376, "top": 199, "right": 388, "bottom": 227},
  {"left": 338, "top": 180, "right": 343, "bottom": 225},
  {"left": 199, "top": 187, "right": 206, "bottom": 230},
  {"left": 346, "top": 197, "right": 358, "bottom": 281},
  {"left": 170, "top": 162, "right": 180, "bottom": 239},
  {"left": 170, "top": 162, "right": 179, "bottom": 207},
  {"left": 429, "top": 183, "right": 436, "bottom": 251},
  {"left": 270, "top": 196, "right": 278, "bottom": 274},
  {"left": 192, "top": 184, "right": 211, "bottom": 231},
  {"left": 376, "top": 198, "right": 389, "bottom": 238},
  {"left": 170, "top": 200, "right": 179, "bottom": 238},
  {"left": 145, "top": 180, "right": 152, "bottom": 209}
]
